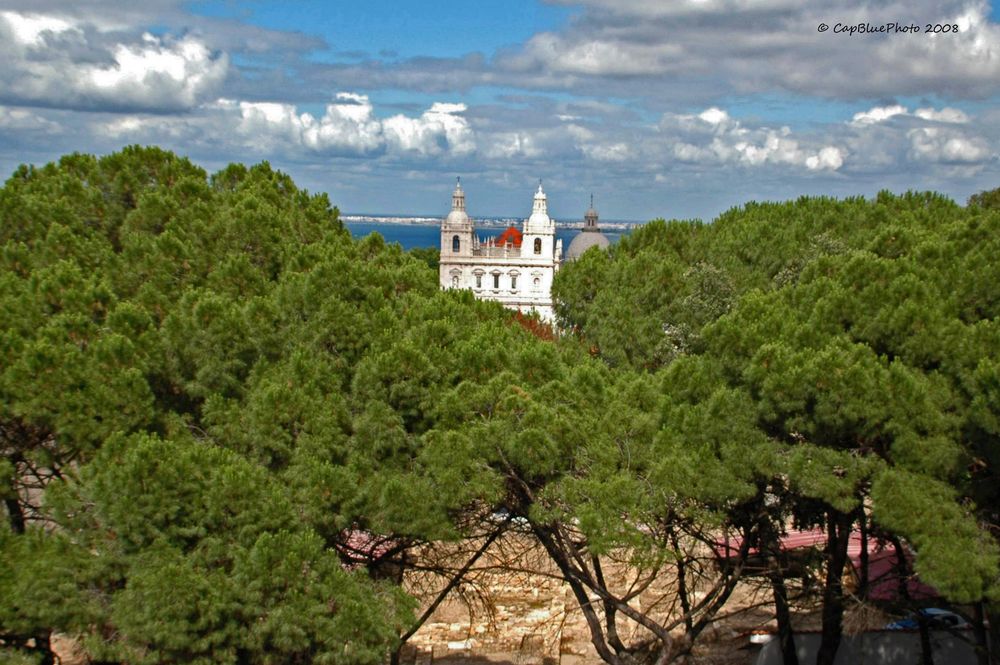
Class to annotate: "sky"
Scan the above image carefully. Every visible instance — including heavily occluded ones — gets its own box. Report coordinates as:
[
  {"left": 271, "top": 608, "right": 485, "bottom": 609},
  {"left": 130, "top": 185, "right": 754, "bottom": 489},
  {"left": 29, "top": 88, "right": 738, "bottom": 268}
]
[{"left": 1, "top": 1, "right": 999, "bottom": 221}]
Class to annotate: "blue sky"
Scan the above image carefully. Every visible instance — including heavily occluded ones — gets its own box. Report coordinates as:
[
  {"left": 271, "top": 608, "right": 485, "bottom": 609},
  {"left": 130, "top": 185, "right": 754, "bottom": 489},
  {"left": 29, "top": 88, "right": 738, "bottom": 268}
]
[
  {"left": 1, "top": 0, "right": 999, "bottom": 221},
  {"left": 198, "top": 0, "right": 576, "bottom": 60}
]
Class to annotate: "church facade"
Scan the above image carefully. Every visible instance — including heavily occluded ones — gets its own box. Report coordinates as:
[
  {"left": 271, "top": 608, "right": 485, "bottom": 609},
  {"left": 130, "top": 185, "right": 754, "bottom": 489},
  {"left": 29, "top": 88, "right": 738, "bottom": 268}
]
[{"left": 439, "top": 180, "right": 562, "bottom": 321}]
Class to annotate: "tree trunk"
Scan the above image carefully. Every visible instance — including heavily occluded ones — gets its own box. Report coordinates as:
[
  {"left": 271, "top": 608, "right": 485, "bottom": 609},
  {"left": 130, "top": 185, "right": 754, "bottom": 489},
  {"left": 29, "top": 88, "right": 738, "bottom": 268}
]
[
  {"left": 916, "top": 611, "right": 935, "bottom": 665},
  {"left": 593, "top": 555, "right": 627, "bottom": 655},
  {"left": 770, "top": 572, "right": 799, "bottom": 665},
  {"left": 856, "top": 508, "right": 868, "bottom": 600},
  {"left": 816, "top": 511, "right": 852, "bottom": 665},
  {"left": 5, "top": 496, "right": 25, "bottom": 534},
  {"left": 972, "top": 602, "right": 990, "bottom": 665},
  {"left": 670, "top": 530, "right": 694, "bottom": 637},
  {"left": 34, "top": 631, "right": 54, "bottom": 665},
  {"left": 391, "top": 526, "right": 506, "bottom": 665},
  {"left": 986, "top": 602, "right": 1000, "bottom": 665},
  {"left": 530, "top": 523, "right": 623, "bottom": 665},
  {"left": 760, "top": 513, "right": 798, "bottom": 665}
]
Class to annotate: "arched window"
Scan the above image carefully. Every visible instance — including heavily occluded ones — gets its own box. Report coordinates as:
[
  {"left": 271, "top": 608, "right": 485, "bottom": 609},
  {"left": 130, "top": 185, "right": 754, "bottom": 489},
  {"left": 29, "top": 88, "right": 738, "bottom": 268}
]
[
  {"left": 452, "top": 235, "right": 460, "bottom": 253},
  {"left": 534, "top": 237, "right": 542, "bottom": 254}
]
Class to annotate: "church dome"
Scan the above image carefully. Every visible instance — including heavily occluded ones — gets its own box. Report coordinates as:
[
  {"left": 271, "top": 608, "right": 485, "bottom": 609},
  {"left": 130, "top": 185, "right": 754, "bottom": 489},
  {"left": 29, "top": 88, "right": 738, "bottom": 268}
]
[
  {"left": 566, "top": 194, "right": 610, "bottom": 260},
  {"left": 566, "top": 229, "right": 610, "bottom": 260}
]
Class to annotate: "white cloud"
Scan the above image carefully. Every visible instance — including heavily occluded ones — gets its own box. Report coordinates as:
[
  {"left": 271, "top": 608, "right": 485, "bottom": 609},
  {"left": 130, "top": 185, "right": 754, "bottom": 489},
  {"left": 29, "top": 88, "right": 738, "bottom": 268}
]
[
  {"left": 850, "top": 104, "right": 974, "bottom": 127},
  {"left": 383, "top": 102, "right": 475, "bottom": 156},
  {"left": 0, "top": 105, "right": 61, "bottom": 132},
  {"left": 217, "top": 94, "right": 387, "bottom": 156},
  {"left": 302, "top": 94, "right": 385, "bottom": 154},
  {"left": 851, "top": 105, "right": 908, "bottom": 125},
  {"left": 93, "top": 34, "right": 227, "bottom": 109},
  {"left": 517, "top": 33, "right": 680, "bottom": 77},
  {"left": 837, "top": 103, "right": 995, "bottom": 173},
  {"left": 548, "top": 0, "right": 803, "bottom": 18},
  {"left": 483, "top": 132, "right": 543, "bottom": 159},
  {"left": 835, "top": 103, "right": 993, "bottom": 170},
  {"left": 102, "top": 93, "right": 476, "bottom": 160},
  {"left": 0, "top": 0, "right": 997, "bottom": 223},
  {"left": 481, "top": 126, "right": 579, "bottom": 160},
  {"left": 477, "top": 121, "right": 633, "bottom": 164},
  {"left": 0, "top": 10, "right": 74, "bottom": 45},
  {"left": 914, "top": 107, "right": 970, "bottom": 123},
  {"left": 563, "top": 124, "right": 593, "bottom": 141},
  {"left": 806, "top": 146, "right": 846, "bottom": 171},
  {"left": 4, "top": 95, "right": 999, "bottom": 224},
  {"left": 698, "top": 108, "right": 730, "bottom": 126},
  {"left": 661, "top": 108, "right": 845, "bottom": 171},
  {"left": 0, "top": 11, "right": 227, "bottom": 111},
  {"left": 908, "top": 127, "right": 992, "bottom": 163},
  {"left": 581, "top": 142, "right": 631, "bottom": 162},
  {"left": 494, "top": 0, "right": 1000, "bottom": 101}
]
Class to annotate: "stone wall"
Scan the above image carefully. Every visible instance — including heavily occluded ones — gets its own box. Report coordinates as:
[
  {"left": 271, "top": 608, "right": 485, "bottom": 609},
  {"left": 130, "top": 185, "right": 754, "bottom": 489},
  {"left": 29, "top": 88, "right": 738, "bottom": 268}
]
[{"left": 402, "top": 534, "right": 770, "bottom": 665}]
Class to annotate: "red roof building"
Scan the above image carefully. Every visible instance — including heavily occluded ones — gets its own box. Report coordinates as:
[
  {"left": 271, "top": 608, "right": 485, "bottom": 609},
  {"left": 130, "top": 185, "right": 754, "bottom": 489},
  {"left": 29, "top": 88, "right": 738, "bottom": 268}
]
[{"left": 714, "top": 528, "right": 938, "bottom": 602}]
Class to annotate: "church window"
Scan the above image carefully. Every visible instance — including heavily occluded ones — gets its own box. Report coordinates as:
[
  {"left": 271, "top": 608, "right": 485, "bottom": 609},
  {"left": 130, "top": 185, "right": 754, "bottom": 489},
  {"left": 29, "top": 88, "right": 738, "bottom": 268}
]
[
  {"left": 452, "top": 235, "right": 460, "bottom": 253},
  {"left": 534, "top": 238, "right": 542, "bottom": 254}
]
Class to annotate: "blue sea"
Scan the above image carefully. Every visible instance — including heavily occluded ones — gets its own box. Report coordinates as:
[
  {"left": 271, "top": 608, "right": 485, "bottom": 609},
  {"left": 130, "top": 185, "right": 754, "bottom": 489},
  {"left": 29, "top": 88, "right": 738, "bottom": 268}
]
[{"left": 344, "top": 221, "right": 631, "bottom": 251}]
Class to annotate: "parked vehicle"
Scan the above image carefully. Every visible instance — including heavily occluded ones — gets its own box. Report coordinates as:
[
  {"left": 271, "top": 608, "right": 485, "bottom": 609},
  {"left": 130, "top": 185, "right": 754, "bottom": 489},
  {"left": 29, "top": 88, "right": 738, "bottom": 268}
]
[{"left": 885, "top": 608, "right": 969, "bottom": 630}]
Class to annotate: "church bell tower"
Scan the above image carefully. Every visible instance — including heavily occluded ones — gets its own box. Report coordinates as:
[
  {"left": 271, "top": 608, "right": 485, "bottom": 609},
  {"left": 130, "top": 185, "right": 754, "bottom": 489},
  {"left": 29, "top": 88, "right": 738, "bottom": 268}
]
[
  {"left": 521, "top": 182, "right": 556, "bottom": 261},
  {"left": 441, "top": 178, "right": 473, "bottom": 258}
]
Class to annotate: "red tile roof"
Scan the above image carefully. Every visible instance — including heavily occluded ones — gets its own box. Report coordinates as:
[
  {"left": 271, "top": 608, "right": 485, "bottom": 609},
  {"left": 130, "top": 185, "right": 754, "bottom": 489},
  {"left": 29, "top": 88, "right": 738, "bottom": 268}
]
[
  {"left": 714, "top": 528, "right": 939, "bottom": 602},
  {"left": 493, "top": 225, "right": 523, "bottom": 248}
]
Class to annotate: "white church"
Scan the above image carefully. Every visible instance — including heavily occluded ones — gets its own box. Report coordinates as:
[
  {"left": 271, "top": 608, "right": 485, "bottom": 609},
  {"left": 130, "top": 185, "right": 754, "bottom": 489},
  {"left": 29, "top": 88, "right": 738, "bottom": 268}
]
[
  {"left": 438, "top": 179, "right": 612, "bottom": 321},
  {"left": 439, "top": 180, "right": 563, "bottom": 321}
]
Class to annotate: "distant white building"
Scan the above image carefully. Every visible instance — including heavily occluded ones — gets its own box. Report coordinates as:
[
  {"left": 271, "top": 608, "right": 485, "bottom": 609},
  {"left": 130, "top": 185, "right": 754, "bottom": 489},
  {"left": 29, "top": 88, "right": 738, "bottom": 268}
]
[{"left": 439, "top": 180, "right": 562, "bottom": 321}]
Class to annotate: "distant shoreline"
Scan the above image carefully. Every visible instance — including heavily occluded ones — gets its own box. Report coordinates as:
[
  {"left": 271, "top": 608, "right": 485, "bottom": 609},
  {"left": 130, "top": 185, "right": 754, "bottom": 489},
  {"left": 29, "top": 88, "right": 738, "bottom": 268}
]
[{"left": 341, "top": 214, "right": 640, "bottom": 231}]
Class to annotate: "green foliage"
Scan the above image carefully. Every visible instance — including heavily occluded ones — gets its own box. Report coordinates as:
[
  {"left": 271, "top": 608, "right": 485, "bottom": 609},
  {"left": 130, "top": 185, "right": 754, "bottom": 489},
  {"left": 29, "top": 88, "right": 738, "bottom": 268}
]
[
  {"left": 872, "top": 469, "right": 1000, "bottom": 603},
  {"left": 408, "top": 246, "right": 439, "bottom": 271},
  {"left": 0, "top": 147, "right": 431, "bottom": 663},
  {"left": 556, "top": 189, "right": 1000, "bottom": 610},
  {"left": 968, "top": 185, "right": 1000, "bottom": 210},
  {"left": 6, "top": 147, "right": 1000, "bottom": 664}
]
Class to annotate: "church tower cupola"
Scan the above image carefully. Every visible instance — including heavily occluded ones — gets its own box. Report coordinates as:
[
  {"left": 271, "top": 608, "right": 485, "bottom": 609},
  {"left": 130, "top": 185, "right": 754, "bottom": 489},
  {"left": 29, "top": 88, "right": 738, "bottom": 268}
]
[
  {"left": 445, "top": 177, "right": 471, "bottom": 228},
  {"left": 522, "top": 180, "right": 558, "bottom": 263},
  {"left": 533, "top": 182, "right": 547, "bottom": 214},
  {"left": 525, "top": 181, "right": 553, "bottom": 233},
  {"left": 441, "top": 176, "right": 473, "bottom": 258},
  {"left": 584, "top": 193, "right": 598, "bottom": 230}
]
